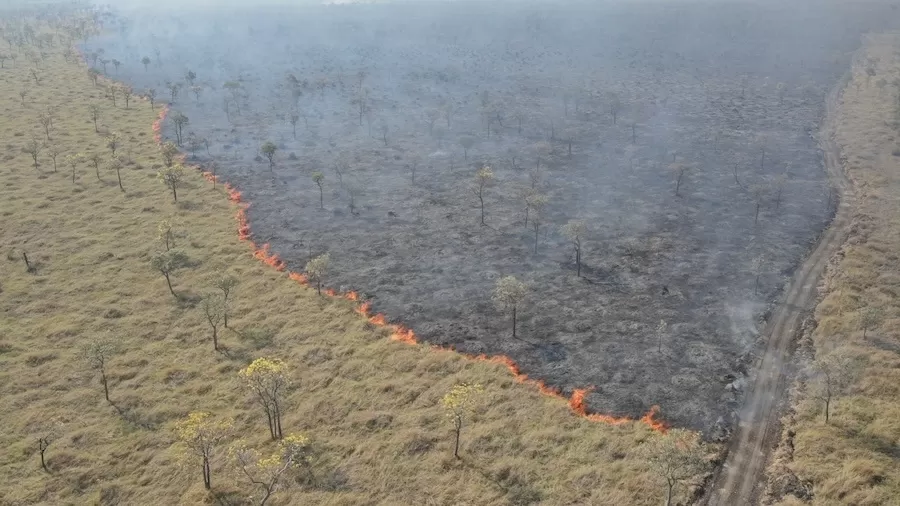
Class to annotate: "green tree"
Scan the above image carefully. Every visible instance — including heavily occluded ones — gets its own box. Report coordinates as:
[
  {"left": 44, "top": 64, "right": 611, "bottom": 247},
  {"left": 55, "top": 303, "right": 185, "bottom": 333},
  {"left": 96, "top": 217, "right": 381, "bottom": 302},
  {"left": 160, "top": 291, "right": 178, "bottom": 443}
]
[
  {"left": 441, "top": 383, "right": 484, "bottom": 459},
  {"left": 79, "top": 338, "right": 119, "bottom": 403},
  {"left": 639, "top": 429, "right": 710, "bottom": 506},
  {"left": 158, "top": 164, "right": 185, "bottom": 202},
  {"left": 231, "top": 434, "right": 313, "bottom": 506},
  {"left": 305, "top": 253, "right": 330, "bottom": 296},
  {"left": 174, "top": 412, "right": 233, "bottom": 490},
  {"left": 239, "top": 358, "right": 289, "bottom": 440},
  {"left": 150, "top": 249, "right": 189, "bottom": 297},
  {"left": 260, "top": 141, "right": 277, "bottom": 170}
]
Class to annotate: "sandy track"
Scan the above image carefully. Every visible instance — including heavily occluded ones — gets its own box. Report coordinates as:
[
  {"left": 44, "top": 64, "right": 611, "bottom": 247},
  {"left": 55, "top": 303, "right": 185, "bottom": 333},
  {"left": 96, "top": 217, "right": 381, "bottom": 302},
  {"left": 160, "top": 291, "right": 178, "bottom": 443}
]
[{"left": 703, "top": 72, "right": 854, "bottom": 505}]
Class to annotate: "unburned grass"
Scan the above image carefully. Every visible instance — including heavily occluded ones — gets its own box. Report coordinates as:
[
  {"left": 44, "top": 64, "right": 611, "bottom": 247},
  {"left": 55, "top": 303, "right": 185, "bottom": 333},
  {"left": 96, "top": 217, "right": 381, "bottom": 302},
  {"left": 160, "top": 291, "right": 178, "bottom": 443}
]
[{"left": 767, "top": 34, "right": 900, "bottom": 506}]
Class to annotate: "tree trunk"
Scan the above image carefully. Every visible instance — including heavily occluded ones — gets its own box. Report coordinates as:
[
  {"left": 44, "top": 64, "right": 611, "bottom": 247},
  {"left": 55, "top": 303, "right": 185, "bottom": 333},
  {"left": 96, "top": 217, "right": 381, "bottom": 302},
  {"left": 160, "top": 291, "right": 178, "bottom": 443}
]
[
  {"left": 675, "top": 174, "right": 682, "bottom": 196},
  {"left": 39, "top": 445, "right": 48, "bottom": 472},
  {"left": 824, "top": 397, "right": 830, "bottom": 423},
  {"left": 479, "top": 194, "right": 485, "bottom": 225},
  {"left": 576, "top": 247, "right": 581, "bottom": 277},
  {"left": 665, "top": 481, "right": 674, "bottom": 506},
  {"left": 164, "top": 272, "right": 175, "bottom": 297},
  {"left": 533, "top": 225, "right": 539, "bottom": 254},
  {"left": 524, "top": 206, "right": 529, "bottom": 228},
  {"left": 274, "top": 402, "right": 282, "bottom": 439},
  {"left": 453, "top": 419, "right": 462, "bottom": 459},
  {"left": 212, "top": 325, "right": 218, "bottom": 350},
  {"left": 172, "top": 184, "right": 178, "bottom": 203},
  {"left": 203, "top": 457, "right": 211, "bottom": 490},
  {"left": 319, "top": 187, "right": 323, "bottom": 209},
  {"left": 101, "top": 372, "right": 110, "bottom": 402},
  {"left": 755, "top": 201, "right": 760, "bottom": 224}
]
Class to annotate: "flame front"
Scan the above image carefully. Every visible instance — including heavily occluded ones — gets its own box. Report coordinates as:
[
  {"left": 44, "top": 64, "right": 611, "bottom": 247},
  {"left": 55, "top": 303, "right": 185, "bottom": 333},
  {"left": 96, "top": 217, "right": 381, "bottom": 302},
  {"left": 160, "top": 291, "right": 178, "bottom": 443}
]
[{"left": 153, "top": 104, "right": 668, "bottom": 434}]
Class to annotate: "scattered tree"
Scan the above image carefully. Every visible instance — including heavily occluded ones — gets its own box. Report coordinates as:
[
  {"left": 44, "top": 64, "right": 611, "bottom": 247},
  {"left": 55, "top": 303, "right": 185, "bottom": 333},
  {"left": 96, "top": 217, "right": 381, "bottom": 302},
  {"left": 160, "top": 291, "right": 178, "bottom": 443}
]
[
  {"left": 38, "top": 112, "right": 52, "bottom": 140},
  {"left": 36, "top": 422, "right": 61, "bottom": 473},
  {"left": 157, "top": 218, "right": 180, "bottom": 251},
  {"left": 492, "top": 276, "right": 528, "bottom": 338},
  {"left": 121, "top": 85, "right": 132, "bottom": 109},
  {"left": 150, "top": 249, "right": 189, "bottom": 297},
  {"left": 441, "top": 383, "right": 484, "bottom": 459},
  {"left": 459, "top": 135, "right": 476, "bottom": 162},
  {"left": 858, "top": 306, "right": 884, "bottom": 339},
  {"left": 312, "top": 172, "right": 325, "bottom": 209},
  {"left": 174, "top": 412, "right": 233, "bottom": 490},
  {"left": 239, "top": 358, "right": 289, "bottom": 440},
  {"left": 87, "top": 152, "right": 103, "bottom": 181},
  {"left": 231, "top": 434, "right": 314, "bottom": 506},
  {"left": 141, "top": 56, "right": 150, "bottom": 71},
  {"left": 213, "top": 272, "right": 238, "bottom": 328},
  {"left": 472, "top": 166, "right": 494, "bottom": 226},
  {"left": 669, "top": 162, "right": 689, "bottom": 197},
  {"left": 171, "top": 112, "right": 189, "bottom": 146},
  {"left": 147, "top": 88, "right": 156, "bottom": 109},
  {"left": 527, "top": 193, "right": 549, "bottom": 253},
  {"left": 656, "top": 320, "right": 668, "bottom": 353},
  {"left": 88, "top": 104, "right": 101, "bottom": 132},
  {"left": 260, "top": 141, "right": 277, "bottom": 170},
  {"left": 560, "top": 219, "right": 587, "bottom": 277},
  {"left": 607, "top": 91, "right": 623, "bottom": 124},
  {"left": 639, "top": 429, "right": 710, "bottom": 506},
  {"left": 751, "top": 255, "right": 766, "bottom": 295},
  {"left": 47, "top": 142, "right": 61, "bottom": 172},
  {"left": 811, "top": 348, "right": 863, "bottom": 423},
  {"left": 79, "top": 338, "right": 119, "bottom": 403},
  {"left": 106, "top": 132, "right": 120, "bottom": 157},
  {"left": 64, "top": 153, "right": 83, "bottom": 184},
  {"left": 23, "top": 136, "right": 42, "bottom": 169},
  {"left": 158, "top": 164, "right": 185, "bottom": 202},
  {"left": 201, "top": 293, "right": 226, "bottom": 350},
  {"left": 305, "top": 253, "right": 330, "bottom": 296},
  {"left": 160, "top": 141, "right": 179, "bottom": 167},
  {"left": 109, "top": 157, "right": 125, "bottom": 192}
]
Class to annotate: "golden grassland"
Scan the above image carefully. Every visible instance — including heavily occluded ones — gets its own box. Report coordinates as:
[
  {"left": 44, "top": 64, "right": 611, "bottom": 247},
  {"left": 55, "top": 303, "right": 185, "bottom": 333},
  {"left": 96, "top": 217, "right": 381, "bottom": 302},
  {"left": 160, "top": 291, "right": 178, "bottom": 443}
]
[
  {"left": 768, "top": 34, "right": 900, "bottom": 506},
  {"left": 0, "top": 33, "right": 675, "bottom": 506}
]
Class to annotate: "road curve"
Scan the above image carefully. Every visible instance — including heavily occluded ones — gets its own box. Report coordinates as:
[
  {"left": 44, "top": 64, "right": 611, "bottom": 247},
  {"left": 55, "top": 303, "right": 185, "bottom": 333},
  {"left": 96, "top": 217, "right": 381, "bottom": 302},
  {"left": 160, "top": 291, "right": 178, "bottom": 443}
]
[{"left": 703, "top": 71, "right": 855, "bottom": 505}]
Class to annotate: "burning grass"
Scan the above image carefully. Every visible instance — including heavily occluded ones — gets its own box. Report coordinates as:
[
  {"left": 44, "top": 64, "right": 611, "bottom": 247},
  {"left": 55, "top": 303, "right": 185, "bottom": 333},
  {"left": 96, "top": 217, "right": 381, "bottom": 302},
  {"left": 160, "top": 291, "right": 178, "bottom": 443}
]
[
  {"left": 767, "top": 34, "right": 900, "bottom": 505},
  {"left": 0, "top": 25, "right": 679, "bottom": 506}
]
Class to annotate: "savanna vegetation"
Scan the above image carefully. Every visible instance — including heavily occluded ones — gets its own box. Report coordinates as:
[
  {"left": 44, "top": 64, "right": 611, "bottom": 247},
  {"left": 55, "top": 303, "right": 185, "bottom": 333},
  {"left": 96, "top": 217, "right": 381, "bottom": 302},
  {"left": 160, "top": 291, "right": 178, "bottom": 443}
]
[
  {"left": 766, "top": 34, "right": 900, "bottom": 505},
  {"left": 0, "top": 6, "right": 713, "bottom": 506}
]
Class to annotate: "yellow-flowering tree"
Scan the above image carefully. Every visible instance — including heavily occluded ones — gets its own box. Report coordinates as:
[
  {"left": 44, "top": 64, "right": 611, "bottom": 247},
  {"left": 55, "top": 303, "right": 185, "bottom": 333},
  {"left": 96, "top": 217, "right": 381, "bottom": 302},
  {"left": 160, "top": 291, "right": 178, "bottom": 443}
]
[
  {"left": 239, "top": 358, "right": 288, "bottom": 440},
  {"left": 441, "top": 383, "right": 484, "bottom": 458},
  {"left": 174, "top": 412, "right": 234, "bottom": 490},
  {"left": 231, "top": 433, "right": 313, "bottom": 505}
]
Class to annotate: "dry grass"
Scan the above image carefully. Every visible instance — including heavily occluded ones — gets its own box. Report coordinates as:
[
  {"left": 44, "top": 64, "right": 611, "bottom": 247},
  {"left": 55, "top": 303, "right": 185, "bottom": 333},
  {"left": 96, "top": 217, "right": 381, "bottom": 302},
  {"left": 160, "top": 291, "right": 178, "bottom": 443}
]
[
  {"left": 768, "top": 34, "right": 900, "bottom": 506},
  {"left": 0, "top": 25, "right": 674, "bottom": 506}
]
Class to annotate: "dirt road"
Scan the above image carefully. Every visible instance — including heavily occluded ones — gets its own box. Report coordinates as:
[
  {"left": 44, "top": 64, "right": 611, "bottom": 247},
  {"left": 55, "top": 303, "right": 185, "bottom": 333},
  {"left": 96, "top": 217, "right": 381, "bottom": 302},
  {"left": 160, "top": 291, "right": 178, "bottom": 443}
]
[{"left": 703, "top": 73, "right": 855, "bottom": 505}]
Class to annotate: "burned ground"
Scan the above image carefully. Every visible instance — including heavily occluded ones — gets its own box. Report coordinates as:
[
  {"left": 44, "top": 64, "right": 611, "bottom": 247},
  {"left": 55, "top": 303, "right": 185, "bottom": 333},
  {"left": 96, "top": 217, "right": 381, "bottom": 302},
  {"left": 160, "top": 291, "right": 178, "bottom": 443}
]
[{"left": 86, "top": 0, "right": 896, "bottom": 431}]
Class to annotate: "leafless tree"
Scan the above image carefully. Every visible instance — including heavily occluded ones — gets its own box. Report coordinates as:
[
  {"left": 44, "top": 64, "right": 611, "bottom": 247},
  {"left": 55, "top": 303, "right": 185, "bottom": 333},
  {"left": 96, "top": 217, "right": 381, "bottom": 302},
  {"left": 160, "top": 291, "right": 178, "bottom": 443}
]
[
  {"left": 472, "top": 166, "right": 494, "bottom": 226},
  {"left": 811, "top": 348, "right": 863, "bottom": 423},
  {"left": 23, "top": 136, "right": 42, "bottom": 169},
  {"left": 492, "top": 276, "right": 528, "bottom": 338},
  {"left": 560, "top": 219, "right": 587, "bottom": 276}
]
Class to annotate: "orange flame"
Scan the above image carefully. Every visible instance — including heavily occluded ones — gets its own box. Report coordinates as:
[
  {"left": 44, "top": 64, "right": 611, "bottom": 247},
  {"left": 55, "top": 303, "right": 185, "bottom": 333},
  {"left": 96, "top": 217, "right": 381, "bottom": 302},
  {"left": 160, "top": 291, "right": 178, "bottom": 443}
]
[{"left": 148, "top": 100, "right": 668, "bottom": 434}]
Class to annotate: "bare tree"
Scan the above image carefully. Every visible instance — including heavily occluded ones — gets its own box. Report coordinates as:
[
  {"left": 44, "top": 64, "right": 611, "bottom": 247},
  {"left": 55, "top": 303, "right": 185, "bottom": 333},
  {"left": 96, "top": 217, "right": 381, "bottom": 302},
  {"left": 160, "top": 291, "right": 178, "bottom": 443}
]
[
  {"left": 312, "top": 172, "right": 325, "bottom": 209},
  {"left": 858, "top": 306, "right": 884, "bottom": 339},
  {"left": 669, "top": 163, "right": 689, "bottom": 197},
  {"left": 64, "top": 153, "right": 83, "bottom": 184},
  {"left": 80, "top": 338, "right": 119, "bottom": 403},
  {"left": 87, "top": 152, "right": 103, "bottom": 181},
  {"left": 150, "top": 249, "right": 190, "bottom": 297},
  {"left": 201, "top": 293, "right": 225, "bottom": 350},
  {"left": 141, "top": 56, "right": 150, "bottom": 71},
  {"left": 23, "top": 136, "right": 42, "bottom": 169},
  {"left": 89, "top": 104, "right": 101, "bottom": 132},
  {"left": 171, "top": 112, "right": 189, "bottom": 146},
  {"left": 749, "top": 184, "right": 767, "bottom": 225},
  {"left": 560, "top": 219, "right": 587, "bottom": 277},
  {"left": 121, "top": 85, "right": 132, "bottom": 109},
  {"left": 106, "top": 132, "right": 120, "bottom": 157},
  {"left": 811, "top": 348, "right": 863, "bottom": 423},
  {"left": 305, "top": 253, "right": 330, "bottom": 295},
  {"left": 146, "top": 88, "right": 156, "bottom": 109},
  {"left": 47, "top": 142, "right": 61, "bottom": 172},
  {"left": 212, "top": 272, "right": 238, "bottom": 328},
  {"left": 109, "top": 158, "right": 125, "bottom": 192},
  {"left": 492, "top": 276, "right": 528, "bottom": 338},
  {"left": 158, "top": 165, "right": 185, "bottom": 202},
  {"left": 527, "top": 193, "right": 549, "bottom": 253},
  {"left": 639, "top": 429, "right": 710, "bottom": 506},
  {"left": 751, "top": 255, "right": 766, "bottom": 295},
  {"left": 472, "top": 166, "right": 494, "bottom": 226},
  {"left": 656, "top": 320, "right": 668, "bottom": 353},
  {"left": 38, "top": 112, "right": 52, "bottom": 140},
  {"left": 607, "top": 91, "right": 623, "bottom": 125},
  {"left": 459, "top": 135, "right": 476, "bottom": 162}
]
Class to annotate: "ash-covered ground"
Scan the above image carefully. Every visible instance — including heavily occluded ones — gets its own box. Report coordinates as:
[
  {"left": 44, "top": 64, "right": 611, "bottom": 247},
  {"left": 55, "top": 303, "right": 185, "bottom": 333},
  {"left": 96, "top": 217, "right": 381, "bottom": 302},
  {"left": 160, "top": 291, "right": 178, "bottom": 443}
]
[{"left": 86, "top": 0, "right": 897, "bottom": 431}]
